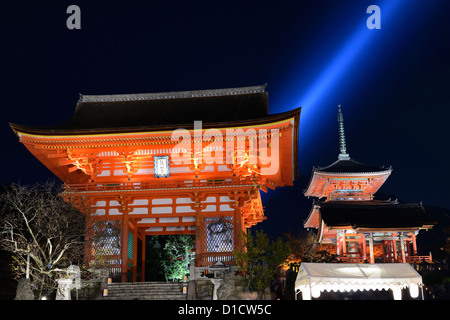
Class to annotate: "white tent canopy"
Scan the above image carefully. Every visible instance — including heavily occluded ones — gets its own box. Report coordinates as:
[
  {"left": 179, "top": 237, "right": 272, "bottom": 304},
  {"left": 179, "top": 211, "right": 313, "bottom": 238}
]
[{"left": 295, "top": 263, "right": 423, "bottom": 300}]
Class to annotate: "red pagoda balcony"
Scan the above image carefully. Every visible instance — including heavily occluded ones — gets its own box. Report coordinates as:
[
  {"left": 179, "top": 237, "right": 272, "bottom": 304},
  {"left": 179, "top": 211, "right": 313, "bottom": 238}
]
[
  {"left": 387, "top": 254, "right": 433, "bottom": 264},
  {"left": 339, "top": 255, "right": 366, "bottom": 263},
  {"left": 406, "top": 255, "right": 432, "bottom": 263},
  {"left": 338, "top": 254, "right": 433, "bottom": 264}
]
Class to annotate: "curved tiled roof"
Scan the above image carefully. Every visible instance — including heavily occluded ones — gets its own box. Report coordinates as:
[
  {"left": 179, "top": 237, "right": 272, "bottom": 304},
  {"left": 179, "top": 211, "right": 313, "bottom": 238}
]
[
  {"left": 315, "top": 200, "right": 436, "bottom": 229},
  {"left": 11, "top": 85, "right": 302, "bottom": 135},
  {"left": 313, "top": 158, "right": 391, "bottom": 174}
]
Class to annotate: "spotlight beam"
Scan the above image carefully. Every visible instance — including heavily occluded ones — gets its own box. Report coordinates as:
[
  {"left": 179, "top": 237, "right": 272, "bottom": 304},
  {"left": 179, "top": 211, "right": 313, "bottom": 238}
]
[{"left": 297, "top": 0, "right": 403, "bottom": 148}]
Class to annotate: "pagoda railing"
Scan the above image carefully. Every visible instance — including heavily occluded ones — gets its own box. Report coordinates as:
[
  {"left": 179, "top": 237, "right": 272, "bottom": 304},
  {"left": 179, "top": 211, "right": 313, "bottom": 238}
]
[
  {"left": 63, "top": 177, "right": 258, "bottom": 193},
  {"left": 339, "top": 256, "right": 366, "bottom": 263},
  {"left": 406, "top": 255, "right": 433, "bottom": 263},
  {"left": 339, "top": 254, "right": 433, "bottom": 264}
]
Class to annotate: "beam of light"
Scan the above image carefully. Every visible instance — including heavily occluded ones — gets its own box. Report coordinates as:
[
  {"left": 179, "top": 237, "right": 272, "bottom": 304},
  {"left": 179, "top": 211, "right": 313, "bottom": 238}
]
[
  {"left": 299, "top": 1, "right": 402, "bottom": 130},
  {"left": 284, "top": 0, "right": 406, "bottom": 154}
]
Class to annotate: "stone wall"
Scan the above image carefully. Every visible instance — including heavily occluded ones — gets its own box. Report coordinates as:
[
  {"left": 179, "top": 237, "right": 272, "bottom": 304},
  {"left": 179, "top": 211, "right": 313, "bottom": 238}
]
[
  {"left": 191, "top": 268, "right": 271, "bottom": 300},
  {"left": 71, "top": 279, "right": 104, "bottom": 300},
  {"left": 194, "top": 279, "right": 213, "bottom": 300}
]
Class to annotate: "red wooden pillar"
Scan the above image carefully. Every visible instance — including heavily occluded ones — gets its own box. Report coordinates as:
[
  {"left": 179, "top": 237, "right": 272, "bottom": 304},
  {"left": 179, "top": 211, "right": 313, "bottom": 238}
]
[
  {"left": 411, "top": 232, "right": 418, "bottom": 256},
  {"left": 141, "top": 233, "right": 146, "bottom": 282},
  {"left": 368, "top": 233, "right": 375, "bottom": 264},
  {"left": 132, "top": 224, "right": 138, "bottom": 282},
  {"left": 342, "top": 231, "right": 347, "bottom": 258},
  {"left": 195, "top": 207, "right": 203, "bottom": 267},
  {"left": 361, "top": 234, "right": 367, "bottom": 262},
  {"left": 121, "top": 213, "right": 129, "bottom": 282}
]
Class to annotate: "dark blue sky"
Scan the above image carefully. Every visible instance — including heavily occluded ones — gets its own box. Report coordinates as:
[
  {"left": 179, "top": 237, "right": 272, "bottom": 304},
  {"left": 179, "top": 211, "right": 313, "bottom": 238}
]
[{"left": 3, "top": 1, "right": 450, "bottom": 228}]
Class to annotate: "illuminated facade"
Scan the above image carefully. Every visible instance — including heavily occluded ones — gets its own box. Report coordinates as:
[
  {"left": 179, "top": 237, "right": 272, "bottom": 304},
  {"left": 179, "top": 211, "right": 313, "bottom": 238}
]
[
  {"left": 10, "top": 85, "right": 300, "bottom": 282},
  {"left": 304, "top": 106, "right": 435, "bottom": 264}
]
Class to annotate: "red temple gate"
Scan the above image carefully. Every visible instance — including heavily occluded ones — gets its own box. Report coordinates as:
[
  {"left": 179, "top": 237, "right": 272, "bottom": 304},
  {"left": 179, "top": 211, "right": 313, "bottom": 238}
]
[{"left": 10, "top": 85, "right": 300, "bottom": 282}]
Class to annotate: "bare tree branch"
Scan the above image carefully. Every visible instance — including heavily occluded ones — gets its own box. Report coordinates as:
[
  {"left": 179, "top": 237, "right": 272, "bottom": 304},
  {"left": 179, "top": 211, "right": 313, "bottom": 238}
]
[{"left": 0, "top": 182, "right": 87, "bottom": 298}]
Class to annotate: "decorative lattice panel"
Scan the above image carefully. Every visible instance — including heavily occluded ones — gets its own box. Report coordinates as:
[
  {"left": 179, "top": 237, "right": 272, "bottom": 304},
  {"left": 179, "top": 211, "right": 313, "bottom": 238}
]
[
  {"left": 203, "top": 216, "right": 234, "bottom": 252},
  {"left": 92, "top": 220, "right": 121, "bottom": 257}
]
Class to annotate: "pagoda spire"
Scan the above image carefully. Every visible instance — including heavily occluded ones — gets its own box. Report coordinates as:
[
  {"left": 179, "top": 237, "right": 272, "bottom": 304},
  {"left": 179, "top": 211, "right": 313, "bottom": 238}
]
[{"left": 337, "top": 105, "right": 350, "bottom": 160}]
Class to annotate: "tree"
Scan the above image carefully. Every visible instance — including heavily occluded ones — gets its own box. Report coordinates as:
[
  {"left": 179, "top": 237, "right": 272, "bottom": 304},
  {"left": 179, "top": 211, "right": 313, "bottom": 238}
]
[
  {"left": 0, "top": 182, "right": 86, "bottom": 299},
  {"left": 312, "top": 250, "right": 339, "bottom": 263},
  {"left": 284, "top": 229, "right": 339, "bottom": 263},
  {"left": 160, "top": 235, "right": 195, "bottom": 281},
  {"left": 283, "top": 229, "right": 317, "bottom": 263},
  {"left": 233, "top": 229, "right": 290, "bottom": 296}
]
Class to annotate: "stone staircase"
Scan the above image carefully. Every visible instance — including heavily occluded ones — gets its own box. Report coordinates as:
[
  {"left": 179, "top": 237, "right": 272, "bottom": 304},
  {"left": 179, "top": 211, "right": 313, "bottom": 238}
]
[{"left": 103, "top": 281, "right": 187, "bottom": 300}]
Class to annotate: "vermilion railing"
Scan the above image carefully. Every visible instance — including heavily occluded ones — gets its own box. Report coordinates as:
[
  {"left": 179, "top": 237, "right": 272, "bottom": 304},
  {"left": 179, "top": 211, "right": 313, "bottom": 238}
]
[
  {"left": 339, "top": 254, "right": 433, "bottom": 264},
  {"left": 339, "top": 256, "right": 366, "bottom": 263},
  {"left": 406, "top": 255, "right": 433, "bottom": 263},
  {"left": 63, "top": 177, "right": 258, "bottom": 192}
]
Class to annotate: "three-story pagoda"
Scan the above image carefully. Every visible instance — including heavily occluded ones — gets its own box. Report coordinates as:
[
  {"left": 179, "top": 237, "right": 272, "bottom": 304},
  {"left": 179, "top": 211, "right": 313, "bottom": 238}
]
[{"left": 303, "top": 106, "right": 435, "bottom": 264}]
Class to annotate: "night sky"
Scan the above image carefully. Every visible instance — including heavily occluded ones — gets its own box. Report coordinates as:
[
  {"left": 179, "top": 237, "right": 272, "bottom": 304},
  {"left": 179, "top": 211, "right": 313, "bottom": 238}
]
[{"left": 3, "top": 1, "right": 450, "bottom": 238}]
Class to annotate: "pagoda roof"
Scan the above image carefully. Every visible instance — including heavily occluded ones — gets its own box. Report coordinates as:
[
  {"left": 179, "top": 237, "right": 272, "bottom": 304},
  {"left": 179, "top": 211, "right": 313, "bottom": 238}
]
[
  {"left": 304, "top": 157, "right": 392, "bottom": 199},
  {"left": 313, "top": 158, "right": 391, "bottom": 175},
  {"left": 314, "top": 200, "right": 436, "bottom": 230},
  {"left": 10, "top": 84, "right": 300, "bottom": 136}
]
